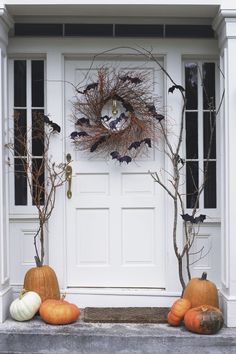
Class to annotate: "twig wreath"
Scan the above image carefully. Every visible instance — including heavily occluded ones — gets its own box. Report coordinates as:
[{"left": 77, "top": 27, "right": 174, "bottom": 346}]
[{"left": 70, "top": 67, "right": 164, "bottom": 163}]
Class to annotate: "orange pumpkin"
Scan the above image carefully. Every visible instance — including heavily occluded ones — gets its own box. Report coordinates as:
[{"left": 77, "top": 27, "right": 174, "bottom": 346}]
[
  {"left": 171, "top": 298, "right": 191, "bottom": 319},
  {"left": 167, "top": 311, "right": 181, "bottom": 326},
  {"left": 184, "top": 305, "right": 224, "bottom": 334},
  {"left": 23, "top": 265, "right": 60, "bottom": 302},
  {"left": 183, "top": 272, "right": 219, "bottom": 308},
  {"left": 39, "top": 298, "right": 80, "bottom": 325},
  {"left": 167, "top": 298, "right": 191, "bottom": 326}
]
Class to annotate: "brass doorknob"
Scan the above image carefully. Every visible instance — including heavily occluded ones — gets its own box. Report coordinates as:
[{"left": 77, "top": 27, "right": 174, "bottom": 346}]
[{"left": 66, "top": 154, "right": 72, "bottom": 199}]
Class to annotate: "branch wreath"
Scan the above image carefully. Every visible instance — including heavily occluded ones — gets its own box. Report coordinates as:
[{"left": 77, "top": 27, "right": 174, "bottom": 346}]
[{"left": 70, "top": 67, "right": 164, "bottom": 163}]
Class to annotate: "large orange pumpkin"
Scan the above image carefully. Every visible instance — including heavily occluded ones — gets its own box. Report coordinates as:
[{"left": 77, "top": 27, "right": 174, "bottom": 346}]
[
  {"left": 183, "top": 272, "right": 219, "bottom": 308},
  {"left": 39, "top": 298, "right": 80, "bottom": 325},
  {"left": 23, "top": 265, "right": 60, "bottom": 302},
  {"left": 184, "top": 305, "right": 224, "bottom": 334}
]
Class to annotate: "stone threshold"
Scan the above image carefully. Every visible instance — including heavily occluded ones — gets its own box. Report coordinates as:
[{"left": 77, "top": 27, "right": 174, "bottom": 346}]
[{"left": 0, "top": 312, "right": 236, "bottom": 354}]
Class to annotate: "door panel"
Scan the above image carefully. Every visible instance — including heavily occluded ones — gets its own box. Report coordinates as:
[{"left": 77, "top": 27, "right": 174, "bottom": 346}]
[{"left": 65, "top": 58, "right": 165, "bottom": 288}]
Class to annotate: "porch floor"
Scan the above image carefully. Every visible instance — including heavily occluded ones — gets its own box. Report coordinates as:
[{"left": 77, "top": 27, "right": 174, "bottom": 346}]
[{"left": 0, "top": 312, "right": 236, "bottom": 354}]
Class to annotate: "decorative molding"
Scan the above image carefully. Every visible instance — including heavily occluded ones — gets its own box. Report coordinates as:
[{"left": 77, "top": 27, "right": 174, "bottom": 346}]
[
  {"left": 0, "top": 6, "right": 14, "bottom": 48},
  {"left": 220, "top": 290, "right": 236, "bottom": 327},
  {"left": 213, "top": 9, "right": 236, "bottom": 49},
  {"left": 0, "top": 6, "right": 14, "bottom": 29},
  {"left": 0, "top": 286, "right": 12, "bottom": 323}
]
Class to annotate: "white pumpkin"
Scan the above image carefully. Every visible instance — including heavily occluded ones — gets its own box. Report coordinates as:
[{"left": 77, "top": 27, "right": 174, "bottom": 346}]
[{"left": 10, "top": 289, "right": 41, "bottom": 321}]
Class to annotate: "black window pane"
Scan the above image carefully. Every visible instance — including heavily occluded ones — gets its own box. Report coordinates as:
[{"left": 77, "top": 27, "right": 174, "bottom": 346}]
[
  {"left": 203, "top": 63, "right": 215, "bottom": 110},
  {"left": 32, "top": 158, "right": 45, "bottom": 205},
  {"left": 32, "top": 110, "right": 44, "bottom": 156},
  {"left": 165, "top": 25, "right": 214, "bottom": 38},
  {"left": 14, "top": 109, "right": 27, "bottom": 156},
  {"left": 204, "top": 161, "right": 216, "bottom": 208},
  {"left": 14, "top": 158, "right": 27, "bottom": 205},
  {"left": 186, "top": 112, "right": 198, "bottom": 159},
  {"left": 115, "top": 24, "right": 163, "bottom": 37},
  {"left": 204, "top": 112, "right": 216, "bottom": 159},
  {"left": 65, "top": 24, "right": 113, "bottom": 37},
  {"left": 185, "top": 63, "right": 198, "bottom": 110},
  {"left": 14, "top": 60, "right": 26, "bottom": 107},
  {"left": 32, "top": 61, "right": 44, "bottom": 107},
  {"left": 15, "top": 23, "right": 63, "bottom": 36},
  {"left": 186, "top": 161, "right": 199, "bottom": 209}
]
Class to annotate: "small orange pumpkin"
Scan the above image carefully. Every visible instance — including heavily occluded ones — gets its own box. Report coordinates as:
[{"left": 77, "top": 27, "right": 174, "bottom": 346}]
[
  {"left": 24, "top": 265, "right": 60, "bottom": 302},
  {"left": 167, "top": 298, "right": 191, "bottom": 326},
  {"left": 167, "top": 311, "right": 181, "bottom": 326},
  {"left": 39, "top": 298, "right": 80, "bottom": 325},
  {"left": 184, "top": 305, "right": 224, "bottom": 334},
  {"left": 183, "top": 272, "right": 219, "bottom": 308},
  {"left": 171, "top": 298, "right": 191, "bottom": 319}
]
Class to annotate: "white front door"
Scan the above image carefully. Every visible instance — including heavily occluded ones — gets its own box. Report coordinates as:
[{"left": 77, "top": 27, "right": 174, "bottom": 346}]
[{"left": 65, "top": 58, "right": 166, "bottom": 289}]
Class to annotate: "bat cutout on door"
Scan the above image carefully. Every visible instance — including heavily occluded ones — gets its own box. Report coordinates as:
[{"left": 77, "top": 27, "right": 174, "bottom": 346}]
[
  {"left": 168, "top": 85, "right": 185, "bottom": 94},
  {"left": 75, "top": 118, "right": 91, "bottom": 126},
  {"left": 42, "top": 114, "right": 61, "bottom": 133},
  {"left": 119, "top": 75, "right": 142, "bottom": 85},
  {"left": 181, "top": 213, "right": 206, "bottom": 224},
  {"left": 128, "top": 138, "right": 152, "bottom": 150},
  {"left": 110, "top": 151, "right": 132, "bottom": 164},
  {"left": 70, "top": 131, "right": 89, "bottom": 139},
  {"left": 76, "top": 82, "right": 98, "bottom": 95}
]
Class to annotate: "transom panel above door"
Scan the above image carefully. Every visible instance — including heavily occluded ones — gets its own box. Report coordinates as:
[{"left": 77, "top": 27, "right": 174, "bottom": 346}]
[{"left": 65, "top": 57, "right": 165, "bottom": 288}]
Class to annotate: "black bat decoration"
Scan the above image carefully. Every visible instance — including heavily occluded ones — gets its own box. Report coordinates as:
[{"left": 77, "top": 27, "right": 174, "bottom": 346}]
[
  {"left": 168, "top": 85, "right": 185, "bottom": 94},
  {"left": 128, "top": 141, "right": 142, "bottom": 150},
  {"left": 176, "top": 154, "right": 185, "bottom": 165},
  {"left": 119, "top": 155, "right": 132, "bottom": 164},
  {"left": 109, "top": 113, "right": 129, "bottom": 130},
  {"left": 142, "top": 138, "right": 152, "bottom": 148},
  {"left": 128, "top": 138, "right": 152, "bottom": 150},
  {"left": 181, "top": 213, "right": 206, "bottom": 224},
  {"left": 110, "top": 151, "right": 120, "bottom": 159},
  {"left": 84, "top": 82, "right": 98, "bottom": 93},
  {"left": 119, "top": 75, "right": 142, "bottom": 85},
  {"left": 110, "top": 151, "right": 132, "bottom": 164},
  {"left": 42, "top": 114, "right": 50, "bottom": 124},
  {"left": 146, "top": 105, "right": 164, "bottom": 121},
  {"left": 194, "top": 214, "right": 206, "bottom": 223},
  {"left": 90, "top": 135, "right": 107, "bottom": 152},
  {"left": 70, "top": 131, "right": 88, "bottom": 139},
  {"left": 76, "top": 82, "right": 98, "bottom": 95},
  {"left": 155, "top": 114, "right": 165, "bottom": 122},
  {"left": 42, "top": 115, "right": 61, "bottom": 133},
  {"left": 76, "top": 117, "right": 91, "bottom": 126}
]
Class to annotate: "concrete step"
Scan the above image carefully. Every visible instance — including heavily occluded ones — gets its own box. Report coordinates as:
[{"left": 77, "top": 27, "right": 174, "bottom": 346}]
[{"left": 0, "top": 316, "right": 236, "bottom": 354}]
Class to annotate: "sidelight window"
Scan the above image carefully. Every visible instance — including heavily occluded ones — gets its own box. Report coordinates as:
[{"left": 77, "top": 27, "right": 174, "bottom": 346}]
[
  {"left": 12, "top": 59, "right": 45, "bottom": 207},
  {"left": 184, "top": 61, "right": 217, "bottom": 212}
]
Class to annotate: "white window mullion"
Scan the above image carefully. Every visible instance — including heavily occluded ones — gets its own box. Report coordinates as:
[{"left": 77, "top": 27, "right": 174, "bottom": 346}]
[
  {"left": 26, "top": 59, "right": 32, "bottom": 207},
  {"left": 8, "top": 60, "right": 15, "bottom": 211},
  {"left": 198, "top": 61, "right": 204, "bottom": 211}
]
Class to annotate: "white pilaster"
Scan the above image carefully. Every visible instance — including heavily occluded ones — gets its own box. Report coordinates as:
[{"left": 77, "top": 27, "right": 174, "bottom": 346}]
[
  {"left": 0, "top": 5, "right": 13, "bottom": 322},
  {"left": 213, "top": 9, "right": 236, "bottom": 327},
  {"left": 46, "top": 51, "right": 66, "bottom": 291}
]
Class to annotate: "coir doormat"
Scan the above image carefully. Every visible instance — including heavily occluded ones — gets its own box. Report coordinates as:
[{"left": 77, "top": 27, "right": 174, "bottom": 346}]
[{"left": 84, "top": 307, "right": 169, "bottom": 323}]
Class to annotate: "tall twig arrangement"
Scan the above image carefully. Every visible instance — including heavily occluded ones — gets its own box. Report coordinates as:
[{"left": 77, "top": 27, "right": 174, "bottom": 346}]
[
  {"left": 82, "top": 46, "right": 223, "bottom": 291},
  {"left": 6, "top": 112, "right": 68, "bottom": 267}
]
